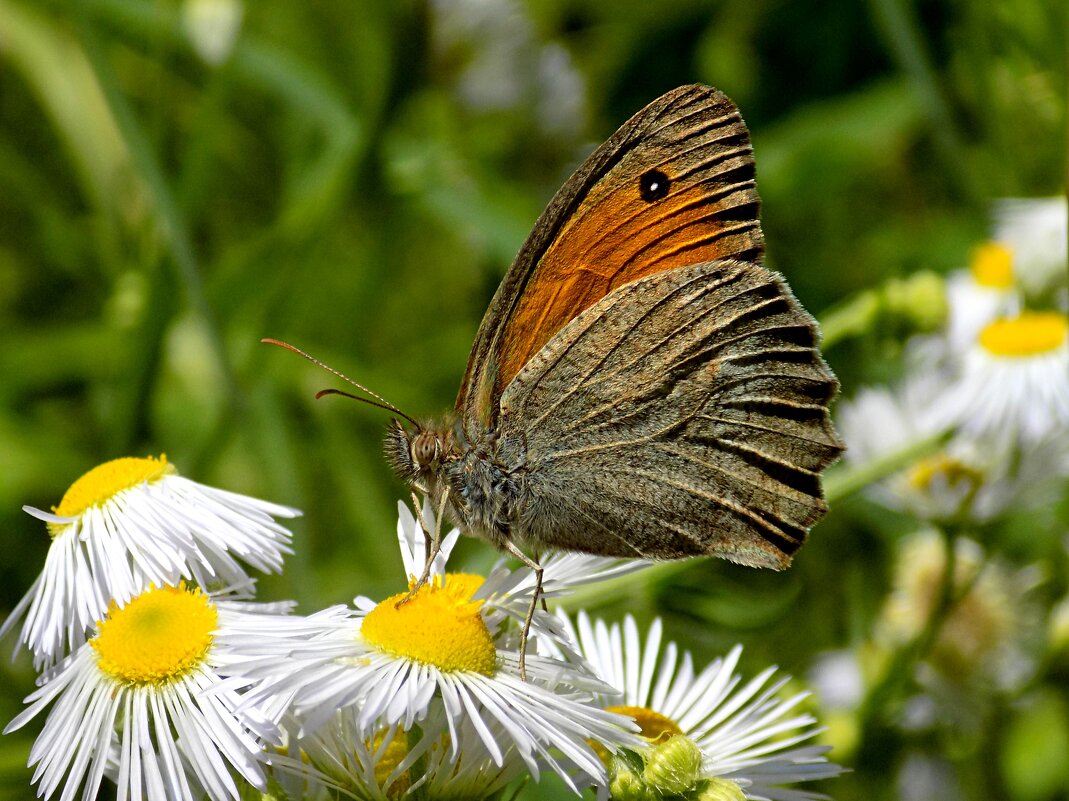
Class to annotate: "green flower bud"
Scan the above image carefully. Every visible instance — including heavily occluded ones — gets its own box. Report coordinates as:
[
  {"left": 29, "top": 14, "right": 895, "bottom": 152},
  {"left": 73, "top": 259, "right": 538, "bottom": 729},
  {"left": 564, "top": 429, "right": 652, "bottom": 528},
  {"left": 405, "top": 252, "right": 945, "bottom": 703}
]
[
  {"left": 884, "top": 271, "right": 947, "bottom": 333},
  {"left": 610, "top": 755, "right": 657, "bottom": 801},
  {"left": 694, "top": 776, "right": 747, "bottom": 801},
  {"left": 643, "top": 735, "right": 703, "bottom": 796}
]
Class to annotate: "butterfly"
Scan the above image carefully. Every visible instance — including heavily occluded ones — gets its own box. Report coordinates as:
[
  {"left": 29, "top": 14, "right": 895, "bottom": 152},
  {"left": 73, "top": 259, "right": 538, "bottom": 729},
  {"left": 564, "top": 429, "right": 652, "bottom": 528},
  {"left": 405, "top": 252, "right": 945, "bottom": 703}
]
[{"left": 271, "top": 84, "right": 843, "bottom": 674}]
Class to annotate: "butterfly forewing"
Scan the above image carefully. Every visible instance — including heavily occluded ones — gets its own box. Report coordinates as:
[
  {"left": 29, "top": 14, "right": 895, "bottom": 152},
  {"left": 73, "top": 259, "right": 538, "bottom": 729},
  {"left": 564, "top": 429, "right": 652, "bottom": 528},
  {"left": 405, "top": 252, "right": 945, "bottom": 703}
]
[
  {"left": 496, "top": 260, "right": 842, "bottom": 566},
  {"left": 457, "top": 85, "right": 764, "bottom": 432}
]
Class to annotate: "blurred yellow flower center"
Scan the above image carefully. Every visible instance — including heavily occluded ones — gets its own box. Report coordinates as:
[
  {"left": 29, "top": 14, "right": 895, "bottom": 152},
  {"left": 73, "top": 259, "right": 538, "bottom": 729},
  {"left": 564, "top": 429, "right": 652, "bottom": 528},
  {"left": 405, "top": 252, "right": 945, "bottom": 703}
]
[
  {"left": 908, "top": 454, "right": 982, "bottom": 491},
  {"left": 608, "top": 705, "right": 683, "bottom": 744},
  {"left": 92, "top": 583, "right": 217, "bottom": 686},
  {"left": 362, "top": 573, "right": 496, "bottom": 675},
  {"left": 49, "top": 455, "right": 175, "bottom": 537},
  {"left": 969, "top": 242, "right": 1014, "bottom": 288},
  {"left": 979, "top": 312, "right": 1068, "bottom": 357},
  {"left": 371, "top": 729, "right": 411, "bottom": 798}
]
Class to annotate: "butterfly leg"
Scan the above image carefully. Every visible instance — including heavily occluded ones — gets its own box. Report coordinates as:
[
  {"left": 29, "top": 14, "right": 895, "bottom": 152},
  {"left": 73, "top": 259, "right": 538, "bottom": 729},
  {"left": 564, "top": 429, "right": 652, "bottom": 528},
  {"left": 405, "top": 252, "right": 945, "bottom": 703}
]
[
  {"left": 411, "top": 490, "right": 433, "bottom": 557},
  {"left": 501, "top": 538, "right": 543, "bottom": 681},
  {"left": 532, "top": 548, "right": 549, "bottom": 613},
  {"left": 397, "top": 487, "right": 452, "bottom": 606}
]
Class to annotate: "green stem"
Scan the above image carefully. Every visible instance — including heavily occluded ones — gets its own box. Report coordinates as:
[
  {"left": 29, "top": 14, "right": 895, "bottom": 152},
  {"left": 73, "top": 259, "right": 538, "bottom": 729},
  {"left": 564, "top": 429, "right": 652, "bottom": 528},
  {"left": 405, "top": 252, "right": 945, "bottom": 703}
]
[
  {"left": 819, "top": 290, "right": 880, "bottom": 350},
  {"left": 857, "top": 526, "right": 957, "bottom": 731},
  {"left": 823, "top": 429, "right": 949, "bottom": 504},
  {"left": 857, "top": 520, "right": 988, "bottom": 746}
]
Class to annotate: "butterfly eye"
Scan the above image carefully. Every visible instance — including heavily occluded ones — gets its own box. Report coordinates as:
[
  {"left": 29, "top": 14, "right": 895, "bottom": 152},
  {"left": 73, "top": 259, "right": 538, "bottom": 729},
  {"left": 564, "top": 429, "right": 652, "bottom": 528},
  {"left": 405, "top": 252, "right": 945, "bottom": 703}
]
[
  {"left": 638, "top": 169, "right": 670, "bottom": 202},
  {"left": 411, "top": 431, "right": 440, "bottom": 468}
]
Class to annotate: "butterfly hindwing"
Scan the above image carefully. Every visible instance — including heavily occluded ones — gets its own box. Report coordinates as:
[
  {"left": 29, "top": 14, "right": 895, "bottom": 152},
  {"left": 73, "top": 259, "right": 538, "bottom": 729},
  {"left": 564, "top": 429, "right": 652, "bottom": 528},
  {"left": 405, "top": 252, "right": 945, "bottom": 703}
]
[{"left": 496, "top": 260, "right": 842, "bottom": 565}]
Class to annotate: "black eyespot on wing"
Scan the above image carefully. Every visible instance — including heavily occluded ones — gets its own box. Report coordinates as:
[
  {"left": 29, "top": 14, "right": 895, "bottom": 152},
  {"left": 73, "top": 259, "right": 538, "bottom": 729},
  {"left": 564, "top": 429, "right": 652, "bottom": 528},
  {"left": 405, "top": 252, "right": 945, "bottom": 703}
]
[{"left": 639, "top": 169, "right": 670, "bottom": 202}]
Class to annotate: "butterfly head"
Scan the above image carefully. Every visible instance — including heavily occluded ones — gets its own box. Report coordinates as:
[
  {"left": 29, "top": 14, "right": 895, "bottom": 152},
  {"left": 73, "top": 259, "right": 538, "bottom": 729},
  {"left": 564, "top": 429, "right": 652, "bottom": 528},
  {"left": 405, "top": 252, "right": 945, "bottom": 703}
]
[{"left": 384, "top": 419, "right": 455, "bottom": 486}]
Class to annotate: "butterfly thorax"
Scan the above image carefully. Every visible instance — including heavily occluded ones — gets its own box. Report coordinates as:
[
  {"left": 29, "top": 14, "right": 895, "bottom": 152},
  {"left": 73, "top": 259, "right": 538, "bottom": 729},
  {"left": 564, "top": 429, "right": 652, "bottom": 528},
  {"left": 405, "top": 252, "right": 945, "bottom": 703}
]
[{"left": 384, "top": 417, "right": 525, "bottom": 551}]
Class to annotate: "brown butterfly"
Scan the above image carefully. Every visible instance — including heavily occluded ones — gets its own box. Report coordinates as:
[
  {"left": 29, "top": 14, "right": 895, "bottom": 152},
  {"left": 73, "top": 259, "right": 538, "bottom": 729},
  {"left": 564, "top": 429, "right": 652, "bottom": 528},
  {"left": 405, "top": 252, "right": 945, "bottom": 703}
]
[{"left": 272, "top": 84, "right": 842, "bottom": 673}]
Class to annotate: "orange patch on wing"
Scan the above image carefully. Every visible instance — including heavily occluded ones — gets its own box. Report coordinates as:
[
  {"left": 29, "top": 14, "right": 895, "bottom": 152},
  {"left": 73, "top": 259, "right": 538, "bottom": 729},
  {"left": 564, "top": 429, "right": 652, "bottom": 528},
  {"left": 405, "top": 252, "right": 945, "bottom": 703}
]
[{"left": 496, "top": 175, "right": 759, "bottom": 394}]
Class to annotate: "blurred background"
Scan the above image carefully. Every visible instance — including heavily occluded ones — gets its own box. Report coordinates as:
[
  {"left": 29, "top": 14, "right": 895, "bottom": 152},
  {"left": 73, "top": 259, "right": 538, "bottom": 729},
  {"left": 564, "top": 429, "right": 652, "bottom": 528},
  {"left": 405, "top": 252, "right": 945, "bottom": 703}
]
[{"left": 0, "top": 0, "right": 1065, "bottom": 799}]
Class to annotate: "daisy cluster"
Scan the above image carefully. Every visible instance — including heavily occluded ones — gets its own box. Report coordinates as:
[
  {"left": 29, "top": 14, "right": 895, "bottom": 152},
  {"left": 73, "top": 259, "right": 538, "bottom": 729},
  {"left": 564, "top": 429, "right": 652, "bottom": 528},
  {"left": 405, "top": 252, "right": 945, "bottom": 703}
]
[
  {"left": 838, "top": 196, "right": 1069, "bottom": 524},
  {"left": 826, "top": 197, "right": 1067, "bottom": 740},
  {"left": 1, "top": 456, "right": 843, "bottom": 801}
]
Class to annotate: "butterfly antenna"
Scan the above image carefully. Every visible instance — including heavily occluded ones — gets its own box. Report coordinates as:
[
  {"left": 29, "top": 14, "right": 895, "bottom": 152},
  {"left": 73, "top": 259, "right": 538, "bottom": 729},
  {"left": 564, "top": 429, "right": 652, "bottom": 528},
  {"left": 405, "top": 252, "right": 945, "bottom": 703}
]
[{"left": 261, "top": 338, "right": 420, "bottom": 428}]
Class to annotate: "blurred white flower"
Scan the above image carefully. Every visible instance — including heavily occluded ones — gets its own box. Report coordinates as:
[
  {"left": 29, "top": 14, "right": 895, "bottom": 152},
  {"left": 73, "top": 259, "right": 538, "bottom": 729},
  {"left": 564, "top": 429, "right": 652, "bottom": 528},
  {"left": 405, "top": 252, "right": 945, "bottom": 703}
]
[
  {"left": 183, "top": 0, "right": 244, "bottom": 66},
  {"left": 943, "top": 242, "right": 1018, "bottom": 351},
  {"left": 841, "top": 379, "right": 1069, "bottom": 522},
  {"left": 992, "top": 196, "right": 1068, "bottom": 297},
  {"left": 808, "top": 650, "right": 864, "bottom": 712},
  {"left": 430, "top": 0, "right": 586, "bottom": 137},
  {"left": 877, "top": 530, "right": 1039, "bottom": 692},
  {"left": 934, "top": 310, "right": 1069, "bottom": 443},
  {"left": 897, "top": 753, "right": 963, "bottom": 801}
]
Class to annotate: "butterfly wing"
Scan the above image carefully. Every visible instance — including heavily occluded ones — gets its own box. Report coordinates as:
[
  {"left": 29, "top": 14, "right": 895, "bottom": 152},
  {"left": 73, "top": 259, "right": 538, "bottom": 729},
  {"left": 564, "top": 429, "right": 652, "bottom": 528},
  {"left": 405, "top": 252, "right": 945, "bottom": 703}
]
[
  {"left": 496, "top": 260, "right": 842, "bottom": 566},
  {"left": 457, "top": 85, "right": 764, "bottom": 432}
]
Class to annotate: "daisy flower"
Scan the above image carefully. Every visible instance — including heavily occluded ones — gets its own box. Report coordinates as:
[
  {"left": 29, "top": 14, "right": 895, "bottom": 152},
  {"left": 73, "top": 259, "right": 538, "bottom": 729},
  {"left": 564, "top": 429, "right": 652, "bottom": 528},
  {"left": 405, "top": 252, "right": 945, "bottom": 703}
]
[
  {"left": 4, "top": 583, "right": 291, "bottom": 801},
  {"left": 992, "top": 196, "right": 1068, "bottom": 297},
  {"left": 934, "top": 310, "right": 1069, "bottom": 443},
  {"left": 292, "top": 706, "right": 529, "bottom": 800},
  {"left": 560, "top": 611, "right": 844, "bottom": 801},
  {"left": 2, "top": 454, "right": 299, "bottom": 669},
  {"left": 395, "top": 499, "right": 650, "bottom": 662},
  {"left": 837, "top": 382, "right": 1069, "bottom": 523},
  {"left": 877, "top": 530, "right": 1040, "bottom": 693},
  {"left": 943, "top": 242, "right": 1018, "bottom": 352},
  {"left": 229, "top": 502, "right": 643, "bottom": 793}
]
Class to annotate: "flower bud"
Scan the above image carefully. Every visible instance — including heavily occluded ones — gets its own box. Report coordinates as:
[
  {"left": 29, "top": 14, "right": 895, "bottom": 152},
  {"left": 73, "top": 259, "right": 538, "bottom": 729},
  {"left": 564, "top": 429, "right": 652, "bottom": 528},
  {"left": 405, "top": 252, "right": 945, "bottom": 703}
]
[
  {"left": 694, "top": 776, "right": 747, "bottom": 801},
  {"left": 884, "top": 271, "right": 947, "bottom": 334},
  {"left": 643, "top": 735, "right": 703, "bottom": 796}
]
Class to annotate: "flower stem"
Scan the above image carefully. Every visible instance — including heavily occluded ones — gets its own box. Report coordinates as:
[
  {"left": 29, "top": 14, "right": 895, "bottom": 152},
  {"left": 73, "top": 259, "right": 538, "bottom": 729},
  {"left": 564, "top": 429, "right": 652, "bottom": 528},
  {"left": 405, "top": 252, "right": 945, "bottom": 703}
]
[
  {"left": 823, "top": 429, "right": 949, "bottom": 504},
  {"left": 856, "top": 524, "right": 979, "bottom": 748}
]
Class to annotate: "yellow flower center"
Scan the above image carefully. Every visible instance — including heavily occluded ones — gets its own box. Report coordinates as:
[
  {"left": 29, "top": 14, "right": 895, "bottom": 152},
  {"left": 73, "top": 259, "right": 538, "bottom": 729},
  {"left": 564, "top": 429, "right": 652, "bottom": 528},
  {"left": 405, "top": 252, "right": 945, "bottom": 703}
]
[
  {"left": 91, "top": 583, "right": 217, "bottom": 686},
  {"left": 49, "top": 455, "right": 174, "bottom": 537},
  {"left": 607, "top": 705, "right": 684, "bottom": 744},
  {"left": 969, "top": 242, "right": 1014, "bottom": 288},
  {"left": 908, "top": 454, "right": 983, "bottom": 491},
  {"left": 978, "top": 312, "right": 1068, "bottom": 357},
  {"left": 361, "top": 573, "right": 496, "bottom": 675}
]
